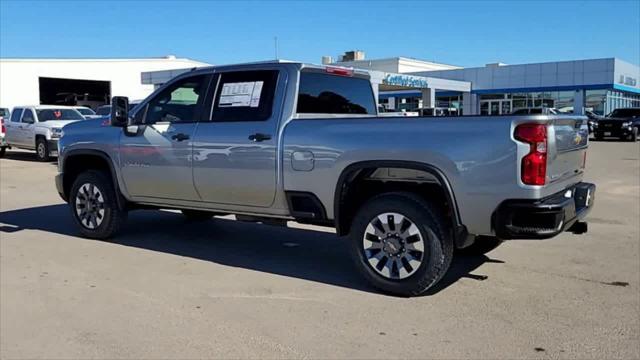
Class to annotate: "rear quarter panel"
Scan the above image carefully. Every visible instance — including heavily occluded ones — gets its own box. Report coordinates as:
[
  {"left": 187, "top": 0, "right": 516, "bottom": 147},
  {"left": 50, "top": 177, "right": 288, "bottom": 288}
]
[{"left": 282, "top": 115, "right": 585, "bottom": 236}]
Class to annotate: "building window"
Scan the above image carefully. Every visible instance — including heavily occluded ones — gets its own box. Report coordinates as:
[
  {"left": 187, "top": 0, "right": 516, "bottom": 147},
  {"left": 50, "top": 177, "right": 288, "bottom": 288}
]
[{"left": 585, "top": 90, "right": 640, "bottom": 115}]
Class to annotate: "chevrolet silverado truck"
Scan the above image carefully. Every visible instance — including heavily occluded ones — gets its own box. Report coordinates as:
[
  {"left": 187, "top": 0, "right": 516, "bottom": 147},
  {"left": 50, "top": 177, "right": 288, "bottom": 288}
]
[
  {"left": 55, "top": 62, "right": 595, "bottom": 296},
  {"left": 4, "top": 105, "right": 86, "bottom": 161}
]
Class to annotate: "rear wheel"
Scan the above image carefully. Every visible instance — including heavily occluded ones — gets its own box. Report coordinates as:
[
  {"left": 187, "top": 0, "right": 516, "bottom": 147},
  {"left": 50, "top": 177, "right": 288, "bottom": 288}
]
[
  {"left": 35, "top": 138, "right": 50, "bottom": 162},
  {"left": 349, "top": 192, "right": 454, "bottom": 296},
  {"left": 181, "top": 209, "right": 214, "bottom": 221},
  {"left": 69, "top": 170, "right": 126, "bottom": 239}
]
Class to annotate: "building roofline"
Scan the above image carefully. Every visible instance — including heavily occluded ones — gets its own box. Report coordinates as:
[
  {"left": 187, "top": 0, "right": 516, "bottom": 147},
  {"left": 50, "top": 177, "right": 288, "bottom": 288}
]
[
  {"left": 334, "top": 56, "right": 460, "bottom": 69},
  {"left": 0, "top": 56, "right": 210, "bottom": 65}
]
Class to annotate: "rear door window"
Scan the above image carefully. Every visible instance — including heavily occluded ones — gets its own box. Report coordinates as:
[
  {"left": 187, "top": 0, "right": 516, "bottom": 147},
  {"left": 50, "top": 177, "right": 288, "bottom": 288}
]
[
  {"left": 210, "top": 70, "right": 279, "bottom": 122},
  {"left": 297, "top": 72, "right": 376, "bottom": 115},
  {"left": 10, "top": 109, "right": 23, "bottom": 122}
]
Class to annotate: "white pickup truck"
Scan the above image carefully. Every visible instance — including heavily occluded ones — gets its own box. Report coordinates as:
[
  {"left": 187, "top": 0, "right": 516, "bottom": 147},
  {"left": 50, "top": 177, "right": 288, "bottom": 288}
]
[{"left": 3, "top": 105, "right": 86, "bottom": 161}]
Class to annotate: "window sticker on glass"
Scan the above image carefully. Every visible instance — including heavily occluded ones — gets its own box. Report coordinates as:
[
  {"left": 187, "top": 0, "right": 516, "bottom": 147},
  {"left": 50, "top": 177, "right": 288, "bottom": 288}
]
[{"left": 219, "top": 81, "right": 264, "bottom": 108}]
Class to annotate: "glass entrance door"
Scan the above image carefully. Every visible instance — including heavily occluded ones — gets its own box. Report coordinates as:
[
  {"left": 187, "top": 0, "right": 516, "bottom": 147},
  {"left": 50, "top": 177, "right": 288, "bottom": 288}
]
[{"left": 480, "top": 100, "right": 512, "bottom": 115}]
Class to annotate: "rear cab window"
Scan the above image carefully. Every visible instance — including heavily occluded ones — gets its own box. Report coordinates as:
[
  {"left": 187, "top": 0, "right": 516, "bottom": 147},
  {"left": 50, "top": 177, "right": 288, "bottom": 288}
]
[{"left": 296, "top": 70, "right": 376, "bottom": 116}]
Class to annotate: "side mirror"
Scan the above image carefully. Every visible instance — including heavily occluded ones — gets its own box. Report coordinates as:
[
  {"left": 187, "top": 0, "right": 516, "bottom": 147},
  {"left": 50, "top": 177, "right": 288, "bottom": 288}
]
[{"left": 110, "top": 96, "right": 130, "bottom": 127}]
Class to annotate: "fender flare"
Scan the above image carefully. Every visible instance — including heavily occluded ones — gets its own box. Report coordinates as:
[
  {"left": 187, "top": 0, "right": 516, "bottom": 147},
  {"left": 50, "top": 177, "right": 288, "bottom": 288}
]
[
  {"left": 333, "top": 160, "right": 471, "bottom": 247},
  {"left": 62, "top": 149, "right": 127, "bottom": 210}
]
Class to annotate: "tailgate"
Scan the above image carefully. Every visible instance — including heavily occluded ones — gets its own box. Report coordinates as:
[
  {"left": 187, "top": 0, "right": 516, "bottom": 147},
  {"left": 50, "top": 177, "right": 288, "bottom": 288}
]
[{"left": 548, "top": 117, "right": 589, "bottom": 184}]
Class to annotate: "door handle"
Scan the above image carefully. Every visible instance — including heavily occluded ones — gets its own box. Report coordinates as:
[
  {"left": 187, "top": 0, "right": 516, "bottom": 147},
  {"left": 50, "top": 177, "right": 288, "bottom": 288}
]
[
  {"left": 248, "top": 133, "right": 271, "bottom": 142},
  {"left": 171, "top": 133, "right": 190, "bottom": 142}
]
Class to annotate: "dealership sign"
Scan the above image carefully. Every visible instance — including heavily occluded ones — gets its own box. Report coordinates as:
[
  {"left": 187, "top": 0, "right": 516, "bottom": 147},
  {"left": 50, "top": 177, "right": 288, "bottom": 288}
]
[
  {"left": 618, "top": 75, "right": 638, "bottom": 87},
  {"left": 383, "top": 74, "right": 429, "bottom": 88}
]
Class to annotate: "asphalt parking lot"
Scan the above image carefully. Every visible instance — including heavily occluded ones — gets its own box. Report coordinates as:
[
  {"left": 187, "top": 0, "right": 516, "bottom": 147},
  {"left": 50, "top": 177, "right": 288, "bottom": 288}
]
[{"left": 0, "top": 141, "right": 638, "bottom": 359}]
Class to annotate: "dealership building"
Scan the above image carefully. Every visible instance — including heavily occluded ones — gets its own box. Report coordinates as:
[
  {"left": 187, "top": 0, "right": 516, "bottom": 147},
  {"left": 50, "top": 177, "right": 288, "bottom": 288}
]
[{"left": 332, "top": 52, "right": 640, "bottom": 115}]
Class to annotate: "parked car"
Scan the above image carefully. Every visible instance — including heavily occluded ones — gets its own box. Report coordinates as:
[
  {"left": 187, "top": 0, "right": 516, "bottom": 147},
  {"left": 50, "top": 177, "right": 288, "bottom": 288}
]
[
  {"left": 593, "top": 107, "right": 640, "bottom": 141},
  {"left": 0, "top": 108, "right": 9, "bottom": 157},
  {"left": 95, "top": 105, "right": 111, "bottom": 116},
  {"left": 377, "top": 106, "right": 419, "bottom": 117},
  {"left": 73, "top": 106, "right": 102, "bottom": 119},
  {"left": 56, "top": 62, "right": 595, "bottom": 296},
  {"left": 4, "top": 105, "right": 86, "bottom": 161},
  {"left": 584, "top": 110, "right": 602, "bottom": 134}
]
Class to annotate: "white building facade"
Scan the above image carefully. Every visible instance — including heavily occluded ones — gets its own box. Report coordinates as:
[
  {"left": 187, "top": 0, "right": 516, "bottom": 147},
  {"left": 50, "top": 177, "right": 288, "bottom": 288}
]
[{"left": 0, "top": 56, "right": 210, "bottom": 110}]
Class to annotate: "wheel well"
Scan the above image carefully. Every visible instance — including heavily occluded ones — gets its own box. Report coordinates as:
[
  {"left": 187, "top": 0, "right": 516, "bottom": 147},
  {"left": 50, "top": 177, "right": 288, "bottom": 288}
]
[
  {"left": 335, "top": 165, "right": 458, "bottom": 237},
  {"left": 62, "top": 153, "right": 113, "bottom": 200},
  {"left": 35, "top": 134, "right": 45, "bottom": 143}
]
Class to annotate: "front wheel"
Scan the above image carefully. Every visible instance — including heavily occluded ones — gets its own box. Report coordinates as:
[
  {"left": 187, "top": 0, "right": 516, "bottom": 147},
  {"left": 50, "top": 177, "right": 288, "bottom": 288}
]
[
  {"left": 0, "top": 147, "right": 6, "bottom": 158},
  {"left": 630, "top": 127, "right": 638, "bottom": 142},
  {"left": 69, "top": 170, "right": 126, "bottom": 239},
  {"left": 349, "top": 192, "right": 454, "bottom": 296},
  {"left": 35, "top": 138, "right": 50, "bottom": 162}
]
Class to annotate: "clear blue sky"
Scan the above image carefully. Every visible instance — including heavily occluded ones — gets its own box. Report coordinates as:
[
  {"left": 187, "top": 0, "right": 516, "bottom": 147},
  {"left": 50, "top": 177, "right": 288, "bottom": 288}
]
[{"left": 1, "top": 0, "right": 639, "bottom": 67}]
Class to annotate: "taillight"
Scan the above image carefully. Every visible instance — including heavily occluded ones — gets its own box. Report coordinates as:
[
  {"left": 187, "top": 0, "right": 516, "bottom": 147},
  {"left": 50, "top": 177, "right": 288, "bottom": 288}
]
[
  {"left": 0, "top": 117, "right": 5, "bottom": 135},
  {"left": 515, "top": 123, "right": 547, "bottom": 186}
]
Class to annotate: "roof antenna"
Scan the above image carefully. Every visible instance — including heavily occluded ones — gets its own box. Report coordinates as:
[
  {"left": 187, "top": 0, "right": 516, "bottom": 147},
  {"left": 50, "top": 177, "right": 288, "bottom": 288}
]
[{"left": 274, "top": 36, "right": 279, "bottom": 60}]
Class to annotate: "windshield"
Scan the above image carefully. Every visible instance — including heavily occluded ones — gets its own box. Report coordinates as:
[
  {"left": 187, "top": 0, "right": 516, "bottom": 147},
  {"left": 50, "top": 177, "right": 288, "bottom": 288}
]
[
  {"left": 96, "top": 106, "right": 111, "bottom": 116},
  {"left": 0, "top": 108, "right": 9, "bottom": 117},
  {"left": 36, "top": 109, "right": 85, "bottom": 121},
  {"left": 607, "top": 108, "right": 640, "bottom": 118},
  {"left": 76, "top": 108, "right": 96, "bottom": 116}
]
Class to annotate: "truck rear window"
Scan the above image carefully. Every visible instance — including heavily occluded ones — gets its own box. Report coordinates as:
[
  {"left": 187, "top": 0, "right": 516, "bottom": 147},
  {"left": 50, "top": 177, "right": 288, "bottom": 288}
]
[{"left": 297, "top": 72, "right": 376, "bottom": 115}]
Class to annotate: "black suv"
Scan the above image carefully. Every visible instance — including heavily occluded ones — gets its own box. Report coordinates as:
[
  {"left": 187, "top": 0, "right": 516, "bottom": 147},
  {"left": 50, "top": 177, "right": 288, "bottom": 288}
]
[{"left": 594, "top": 108, "right": 640, "bottom": 141}]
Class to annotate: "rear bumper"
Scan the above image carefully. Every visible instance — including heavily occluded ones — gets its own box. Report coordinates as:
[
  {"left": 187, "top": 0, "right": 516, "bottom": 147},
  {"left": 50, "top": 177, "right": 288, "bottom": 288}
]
[
  {"left": 494, "top": 182, "right": 596, "bottom": 239},
  {"left": 595, "top": 127, "right": 634, "bottom": 137}
]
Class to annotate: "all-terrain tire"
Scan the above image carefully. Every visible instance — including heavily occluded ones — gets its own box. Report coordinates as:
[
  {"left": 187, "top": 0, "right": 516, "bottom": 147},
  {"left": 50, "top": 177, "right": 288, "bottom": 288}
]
[
  {"left": 69, "top": 170, "right": 126, "bottom": 239},
  {"left": 348, "top": 192, "right": 454, "bottom": 296}
]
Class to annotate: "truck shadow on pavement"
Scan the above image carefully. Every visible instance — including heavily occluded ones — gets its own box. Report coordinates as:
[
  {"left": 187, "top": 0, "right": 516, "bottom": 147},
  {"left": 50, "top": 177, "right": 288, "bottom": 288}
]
[
  {"left": 1, "top": 151, "right": 57, "bottom": 164},
  {"left": 0, "top": 204, "right": 503, "bottom": 296}
]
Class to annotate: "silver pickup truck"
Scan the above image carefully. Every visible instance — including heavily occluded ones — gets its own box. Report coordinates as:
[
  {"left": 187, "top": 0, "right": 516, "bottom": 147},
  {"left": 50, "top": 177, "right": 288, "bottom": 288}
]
[{"left": 55, "top": 61, "right": 595, "bottom": 296}]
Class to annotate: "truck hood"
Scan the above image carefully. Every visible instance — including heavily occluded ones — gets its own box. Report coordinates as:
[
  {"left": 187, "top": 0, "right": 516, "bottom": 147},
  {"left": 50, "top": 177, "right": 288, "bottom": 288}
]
[{"left": 36, "top": 120, "right": 83, "bottom": 129}]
